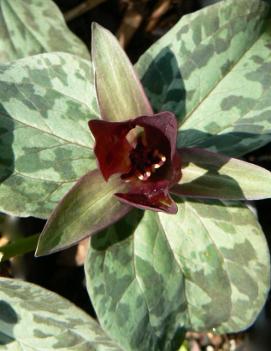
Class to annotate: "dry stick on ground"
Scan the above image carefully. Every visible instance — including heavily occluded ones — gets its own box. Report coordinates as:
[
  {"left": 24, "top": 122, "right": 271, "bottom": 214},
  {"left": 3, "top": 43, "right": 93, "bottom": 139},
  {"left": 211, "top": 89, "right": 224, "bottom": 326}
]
[
  {"left": 117, "top": 2, "right": 146, "bottom": 48},
  {"left": 64, "top": 0, "right": 107, "bottom": 22},
  {"left": 145, "top": 0, "right": 174, "bottom": 32}
]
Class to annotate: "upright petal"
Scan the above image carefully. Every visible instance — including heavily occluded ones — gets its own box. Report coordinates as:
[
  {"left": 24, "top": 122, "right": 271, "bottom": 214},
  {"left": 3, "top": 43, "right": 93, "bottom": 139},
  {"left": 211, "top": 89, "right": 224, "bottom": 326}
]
[
  {"left": 92, "top": 23, "right": 153, "bottom": 121},
  {"left": 88, "top": 119, "right": 133, "bottom": 180},
  {"left": 136, "top": 112, "right": 178, "bottom": 160}
]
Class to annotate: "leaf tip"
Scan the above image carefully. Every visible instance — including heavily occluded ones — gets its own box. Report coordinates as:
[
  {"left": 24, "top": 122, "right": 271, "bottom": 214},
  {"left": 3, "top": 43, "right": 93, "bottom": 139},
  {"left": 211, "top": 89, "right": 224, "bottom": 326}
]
[
  {"left": 34, "top": 238, "right": 47, "bottom": 257},
  {"left": 34, "top": 231, "right": 57, "bottom": 257}
]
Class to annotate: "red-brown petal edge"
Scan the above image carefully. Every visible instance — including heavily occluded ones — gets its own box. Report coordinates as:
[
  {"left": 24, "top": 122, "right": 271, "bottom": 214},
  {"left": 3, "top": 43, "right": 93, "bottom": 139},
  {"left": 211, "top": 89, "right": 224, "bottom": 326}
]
[{"left": 115, "top": 190, "right": 177, "bottom": 214}]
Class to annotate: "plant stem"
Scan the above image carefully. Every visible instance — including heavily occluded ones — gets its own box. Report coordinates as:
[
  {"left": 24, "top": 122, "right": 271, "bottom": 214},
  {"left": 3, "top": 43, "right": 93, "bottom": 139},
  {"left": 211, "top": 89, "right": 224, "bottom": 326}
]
[{"left": 0, "top": 233, "right": 40, "bottom": 261}]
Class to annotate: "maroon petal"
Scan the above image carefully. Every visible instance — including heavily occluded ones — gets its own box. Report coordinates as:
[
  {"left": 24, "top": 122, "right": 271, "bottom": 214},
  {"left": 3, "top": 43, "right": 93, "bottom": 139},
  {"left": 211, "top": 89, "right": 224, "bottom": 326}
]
[
  {"left": 115, "top": 189, "right": 177, "bottom": 214},
  {"left": 89, "top": 112, "right": 181, "bottom": 215},
  {"left": 170, "top": 152, "right": 182, "bottom": 186},
  {"left": 89, "top": 119, "right": 135, "bottom": 181},
  {"left": 132, "top": 112, "right": 181, "bottom": 185},
  {"left": 136, "top": 112, "right": 177, "bottom": 160}
]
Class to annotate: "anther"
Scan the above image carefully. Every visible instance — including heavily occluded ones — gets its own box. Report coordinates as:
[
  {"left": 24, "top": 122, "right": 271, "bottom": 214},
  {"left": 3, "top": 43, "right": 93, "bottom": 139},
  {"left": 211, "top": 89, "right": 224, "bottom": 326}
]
[
  {"left": 138, "top": 171, "right": 151, "bottom": 181},
  {"left": 161, "top": 155, "right": 166, "bottom": 162},
  {"left": 153, "top": 150, "right": 166, "bottom": 162},
  {"left": 151, "top": 151, "right": 166, "bottom": 172},
  {"left": 153, "top": 163, "right": 161, "bottom": 169}
]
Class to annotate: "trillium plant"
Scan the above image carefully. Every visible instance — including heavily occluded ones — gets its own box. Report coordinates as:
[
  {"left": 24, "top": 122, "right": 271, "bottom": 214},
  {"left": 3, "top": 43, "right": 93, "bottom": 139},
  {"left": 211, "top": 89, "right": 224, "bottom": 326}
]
[{"left": 1, "top": 0, "right": 271, "bottom": 350}]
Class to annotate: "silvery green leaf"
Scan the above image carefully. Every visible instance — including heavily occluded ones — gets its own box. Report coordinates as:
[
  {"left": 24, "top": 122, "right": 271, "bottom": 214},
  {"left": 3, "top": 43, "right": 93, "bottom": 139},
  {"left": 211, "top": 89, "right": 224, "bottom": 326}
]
[
  {"left": 0, "top": 0, "right": 89, "bottom": 63},
  {"left": 136, "top": 0, "right": 271, "bottom": 156},
  {"left": 0, "top": 53, "right": 98, "bottom": 218},
  {"left": 85, "top": 201, "right": 270, "bottom": 350},
  {"left": 0, "top": 277, "right": 122, "bottom": 350}
]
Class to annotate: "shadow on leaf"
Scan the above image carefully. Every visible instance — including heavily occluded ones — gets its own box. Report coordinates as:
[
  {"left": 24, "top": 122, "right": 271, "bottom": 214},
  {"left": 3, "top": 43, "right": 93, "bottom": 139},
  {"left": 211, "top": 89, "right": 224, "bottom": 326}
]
[
  {"left": 0, "top": 105, "right": 14, "bottom": 184},
  {"left": 0, "top": 300, "right": 18, "bottom": 345},
  {"left": 91, "top": 209, "right": 143, "bottom": 251}
]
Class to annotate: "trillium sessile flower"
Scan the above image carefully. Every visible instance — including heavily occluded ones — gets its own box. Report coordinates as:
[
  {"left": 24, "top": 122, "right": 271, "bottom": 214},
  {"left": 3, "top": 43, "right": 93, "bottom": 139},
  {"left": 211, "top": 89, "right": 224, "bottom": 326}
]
[
  {"left": 36, "top": 23, "right": 271, "bottom": 256},
  {"left": 89, "top": 112, "right": 182, "bottom": 214}
]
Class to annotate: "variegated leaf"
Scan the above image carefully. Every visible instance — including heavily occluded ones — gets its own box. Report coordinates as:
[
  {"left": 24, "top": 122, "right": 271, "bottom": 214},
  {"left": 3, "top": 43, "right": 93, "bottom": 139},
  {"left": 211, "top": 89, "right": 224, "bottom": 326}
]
[
  {"left": 85, "top": 201, "right": 270, "bottom": 351},
  {"left": 136, "top": 0, "right": 271, "bottom": 157},
  {"left": 0, "top": 53, "right": 98, "bottom": 218},
  {"left": 0, "top": 0, "right": 89, "bottom": 63},
  {"left": 0, "top": 277, "right": 122, "bottom": 350}
]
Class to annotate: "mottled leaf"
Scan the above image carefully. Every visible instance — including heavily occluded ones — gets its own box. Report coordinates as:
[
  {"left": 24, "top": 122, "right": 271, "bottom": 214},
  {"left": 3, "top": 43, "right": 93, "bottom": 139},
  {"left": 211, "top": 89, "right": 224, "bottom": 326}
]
[
  {"left": 171, "top": 147, "right": 271, "bottom": 200},
  {"left": 85, "top": 201, "right": 270, "bottom": 350},
  {"left": 0, "top": 0, "right": 89, "bottom": 63},
  {"left": 136, "top": 0, "right": 271, "bottom": 156},
  {"left": 92, "top": 23, "right": 153, "bottom": 121},
  {"left": 0, "top": 52, "right": 98, "bottom": 218},
  {"left": 36, "top": 170, "right": 130, "bottom": 256},
  {"left": 0, "top": 277, "right": 122, "bottom": 350}
]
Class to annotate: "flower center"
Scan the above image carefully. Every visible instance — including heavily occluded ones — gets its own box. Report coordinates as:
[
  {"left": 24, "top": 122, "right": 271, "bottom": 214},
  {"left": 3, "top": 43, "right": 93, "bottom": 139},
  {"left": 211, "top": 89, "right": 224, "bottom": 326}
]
[{"left": 121, "top": 135, "right": 166, "bottom": 182}]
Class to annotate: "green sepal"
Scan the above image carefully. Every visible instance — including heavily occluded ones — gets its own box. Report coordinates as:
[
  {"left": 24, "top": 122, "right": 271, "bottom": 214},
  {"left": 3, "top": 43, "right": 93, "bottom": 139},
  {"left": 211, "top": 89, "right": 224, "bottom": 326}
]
[
  {"left": 92, "top": 23, "right": 153, "bottom": 121},
  {"left": 36, "top": 170, "right": 130, "bottom": 256},
  {"left": 171, "top": 147, "right": 271, "bottom": 200}
]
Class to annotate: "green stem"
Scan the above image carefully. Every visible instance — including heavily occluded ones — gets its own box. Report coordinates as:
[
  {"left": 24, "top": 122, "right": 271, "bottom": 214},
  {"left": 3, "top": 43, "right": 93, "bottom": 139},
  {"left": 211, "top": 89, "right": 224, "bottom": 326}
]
[{"left": 0, "top": 233, "right": 40, "bottom": 261}]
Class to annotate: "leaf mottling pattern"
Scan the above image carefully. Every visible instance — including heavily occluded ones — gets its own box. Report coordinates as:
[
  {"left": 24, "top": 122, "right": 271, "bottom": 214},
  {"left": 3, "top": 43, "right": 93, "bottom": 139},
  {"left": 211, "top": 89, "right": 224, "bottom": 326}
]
[
  {"left": 136, "top": 0, "right": 271, "bottom": 156},
  {"left": 0, "top": 53, "right": 99, "bottom": 218},
  {"left": 0, "top": 0, "right": 89, "bottom": 63},
  {"left": 85, "top": 201, "right": 270, "bottom": 350},
  {"left": 0, "top": 278, "right": 122, "bottom": 350}
]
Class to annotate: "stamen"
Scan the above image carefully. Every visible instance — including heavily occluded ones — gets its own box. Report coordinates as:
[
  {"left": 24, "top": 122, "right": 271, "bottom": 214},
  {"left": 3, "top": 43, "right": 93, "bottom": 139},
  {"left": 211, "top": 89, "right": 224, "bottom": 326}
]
[
  {"left": 151, "top": 151, "right": 166, "bottom": 172},
  {"left": 122, "top": 136, "right": 167, "bottom": 182},
  {"left": 153, "top": 150, "right": 166, "bottom": 162},
  {"left": 138, "top": 171, "right": 151, "bottom": 181},
  {"left": 161, "top": 155, "right": 166, "bottom": 162},
  {"left": 153, "top": 163, "right": 161, "bottom": 169}
]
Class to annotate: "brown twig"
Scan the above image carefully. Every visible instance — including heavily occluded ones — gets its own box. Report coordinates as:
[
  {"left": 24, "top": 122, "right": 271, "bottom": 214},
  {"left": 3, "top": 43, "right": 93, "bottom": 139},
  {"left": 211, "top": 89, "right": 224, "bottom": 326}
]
[
  {"left": 117, "top": 3, "right": 145, "bottom": 48},
  {"left": 64, "top": 0, "right": 107, "bottom": 22},
  {"left": 145, "top": 0, "right": 173, "bottom": 33}
]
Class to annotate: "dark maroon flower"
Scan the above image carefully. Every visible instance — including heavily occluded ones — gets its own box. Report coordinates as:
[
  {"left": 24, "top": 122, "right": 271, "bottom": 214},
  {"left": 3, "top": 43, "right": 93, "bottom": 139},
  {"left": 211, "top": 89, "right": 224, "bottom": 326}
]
[{"left": 89, "top": 111, "right": 182, "bottom": 214}]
